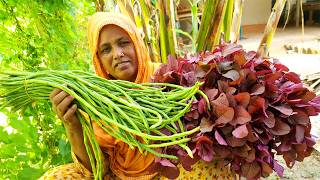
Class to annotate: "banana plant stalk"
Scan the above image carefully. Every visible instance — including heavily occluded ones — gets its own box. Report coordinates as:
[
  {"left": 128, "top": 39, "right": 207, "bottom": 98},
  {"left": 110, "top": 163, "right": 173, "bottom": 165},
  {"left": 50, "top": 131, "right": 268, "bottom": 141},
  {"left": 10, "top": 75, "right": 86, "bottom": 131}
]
[
  {"left": 157, "top": 0, "right": 177, "bottom": 63},
  {"left": 94, "top": 0, "right": 105, "bottom": 12},
  {"left": 223, "top": 0, "right": 234, "bottom": 42},
  {"left": 137, "top": 0, "right": 161, "bottom": 63},
  {"left": 114, "top": 0, "right": 135, "bottom": 22},
  {"left": 196, "top": 0, "right": 216, "bottom": 52},
  {"left": 157, "top": 0, "right": 168, "bottom": 63},
  {"left": 207, "top": 0, "right": 228, "bottom": 50},
  {"left": 165, "top": 0, "right": 177, "bottom": 58},
  {"left": 230, "top": 0, "right": 244, "bottom": 43},
  {"left": 257, "top": 0, "right": 287, "bottom": 57},
  {"left": 189, "top": 0, "right": 199, "bottom": 53}
]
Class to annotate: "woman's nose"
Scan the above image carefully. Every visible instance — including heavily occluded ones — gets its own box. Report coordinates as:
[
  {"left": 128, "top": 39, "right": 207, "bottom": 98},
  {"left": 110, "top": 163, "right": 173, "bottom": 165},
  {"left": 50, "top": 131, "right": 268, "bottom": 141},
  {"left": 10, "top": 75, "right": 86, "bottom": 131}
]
[{"left": 113, "top": 47, "right": 124, "bottom": 60}]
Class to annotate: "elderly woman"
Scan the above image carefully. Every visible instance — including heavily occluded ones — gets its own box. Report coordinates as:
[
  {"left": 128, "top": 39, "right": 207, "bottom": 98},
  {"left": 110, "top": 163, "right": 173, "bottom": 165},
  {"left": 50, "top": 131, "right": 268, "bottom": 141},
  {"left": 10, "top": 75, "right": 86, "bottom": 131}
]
[{"left": 40, "top": 12, "right": 235, "bottom": 179}]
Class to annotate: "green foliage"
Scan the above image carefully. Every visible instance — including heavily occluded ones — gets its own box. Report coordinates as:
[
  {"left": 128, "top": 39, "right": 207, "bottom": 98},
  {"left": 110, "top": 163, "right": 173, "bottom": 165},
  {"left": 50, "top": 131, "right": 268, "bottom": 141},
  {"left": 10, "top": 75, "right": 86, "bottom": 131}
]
[
  {"left": 0, "top": 0, "right": 95, "bottom": 179},
  {"left": 0, "top": 0, "right": 95, "bottom": 71}
]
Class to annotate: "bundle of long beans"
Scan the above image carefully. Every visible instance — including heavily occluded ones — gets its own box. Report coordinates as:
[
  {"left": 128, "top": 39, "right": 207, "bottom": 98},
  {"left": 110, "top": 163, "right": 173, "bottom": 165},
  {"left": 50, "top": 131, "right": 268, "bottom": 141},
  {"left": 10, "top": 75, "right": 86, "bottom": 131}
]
[{"left": 0, "top": 70, "right": 207, "bottom": 180}]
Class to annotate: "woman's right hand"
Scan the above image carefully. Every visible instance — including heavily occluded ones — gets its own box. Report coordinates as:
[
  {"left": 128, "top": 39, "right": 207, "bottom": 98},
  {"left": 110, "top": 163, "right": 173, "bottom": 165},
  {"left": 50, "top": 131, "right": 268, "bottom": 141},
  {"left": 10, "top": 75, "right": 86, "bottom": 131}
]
[
  {"left": 49, "top": 88, "right": 93, "bottom": 172},
  {"left": 50, "top": 88, "right": 79, "bottom": 128}
]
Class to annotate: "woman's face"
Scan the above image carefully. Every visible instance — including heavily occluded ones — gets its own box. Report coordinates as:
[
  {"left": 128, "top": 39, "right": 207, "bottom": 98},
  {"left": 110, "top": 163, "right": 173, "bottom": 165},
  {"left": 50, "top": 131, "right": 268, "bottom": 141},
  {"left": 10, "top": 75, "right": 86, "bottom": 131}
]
[{"left": 97, "top": 25, "right": 138, "bottom": 82}]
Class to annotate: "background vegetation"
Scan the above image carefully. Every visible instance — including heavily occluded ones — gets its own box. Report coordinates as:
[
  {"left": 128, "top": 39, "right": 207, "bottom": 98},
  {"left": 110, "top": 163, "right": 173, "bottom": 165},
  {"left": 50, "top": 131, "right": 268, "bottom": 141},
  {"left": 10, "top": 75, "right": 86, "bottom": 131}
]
[{"left": 0, "top": 0, "right": 95, "bottom": 179}]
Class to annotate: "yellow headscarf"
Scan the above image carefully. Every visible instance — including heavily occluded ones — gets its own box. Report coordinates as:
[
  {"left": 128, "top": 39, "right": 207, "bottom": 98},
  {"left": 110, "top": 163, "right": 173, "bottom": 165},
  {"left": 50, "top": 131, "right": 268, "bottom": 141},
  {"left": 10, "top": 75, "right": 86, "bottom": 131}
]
[
  {"left": 87, "top": 12, "right": 158, "bottom": 83},
  {"left": 87, "top": 12, "right": 158, "bottom": 179}
]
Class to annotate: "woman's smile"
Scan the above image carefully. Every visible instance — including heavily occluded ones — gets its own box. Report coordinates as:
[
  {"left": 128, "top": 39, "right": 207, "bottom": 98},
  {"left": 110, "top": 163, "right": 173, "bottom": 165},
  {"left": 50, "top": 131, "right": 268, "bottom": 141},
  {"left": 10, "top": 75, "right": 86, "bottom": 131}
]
[{"left": 114, "top": 60, "right": 131, "bottom": 69}]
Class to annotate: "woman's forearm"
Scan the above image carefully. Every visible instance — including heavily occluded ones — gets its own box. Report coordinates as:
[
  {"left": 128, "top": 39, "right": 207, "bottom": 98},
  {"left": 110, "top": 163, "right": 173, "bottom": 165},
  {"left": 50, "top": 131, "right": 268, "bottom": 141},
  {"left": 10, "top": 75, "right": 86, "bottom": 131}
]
[{"left": 65, "top": 124, "right": 93, "bottom": 172}]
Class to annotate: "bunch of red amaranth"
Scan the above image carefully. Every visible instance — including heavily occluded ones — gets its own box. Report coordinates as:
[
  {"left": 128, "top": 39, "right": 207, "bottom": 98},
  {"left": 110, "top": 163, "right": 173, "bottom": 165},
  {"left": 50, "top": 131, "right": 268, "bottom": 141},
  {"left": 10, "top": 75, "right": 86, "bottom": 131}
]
[{"left": 149, "top": 43, "right": 320, "bottom": 179}]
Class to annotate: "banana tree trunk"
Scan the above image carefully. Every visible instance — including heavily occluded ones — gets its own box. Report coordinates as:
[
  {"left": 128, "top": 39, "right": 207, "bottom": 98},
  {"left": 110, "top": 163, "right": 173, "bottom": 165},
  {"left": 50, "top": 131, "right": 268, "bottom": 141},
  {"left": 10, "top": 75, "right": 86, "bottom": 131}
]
[
  {"left": 230, "top": 0, "right": 244, "bottom": 43},
  {"left": 257, "top": 0, "right": 287, "bottom": 57}
]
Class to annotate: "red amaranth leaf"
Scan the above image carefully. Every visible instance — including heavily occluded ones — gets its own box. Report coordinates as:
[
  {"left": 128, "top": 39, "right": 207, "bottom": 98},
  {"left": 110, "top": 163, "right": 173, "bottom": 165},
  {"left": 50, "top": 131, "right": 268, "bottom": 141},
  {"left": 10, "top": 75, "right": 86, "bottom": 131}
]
[
  {"left": 270, "top": 119, "right": 291, "bottom": 136},
  {"left": 149, "top": 158, "right": 180, "bottom": 179},
  {"left": 278, "top": 141, "right": 292, "bottom": 152},
  {"left": 232, "top": 144, "right": 251, "bottom": 158},
  {"left": 200, "top": 117, "right": 214, "bottom": 133},
  {"left": 288, "top": 109, "right": 310, "bottom": 125},
  {"left": 217, "top": 80, "right": 229, "bottom": 94},
  {"left": 226, "top": 94, "right": 237, "bottom": 107},
  {"left": 214, "top": 105, "right": 235, "bottom": 125},
  {"left": 221, "top": 43, "right": 243, "bottom": 57},
  {"left": 248, "top": 96, "right": 267, "bottom": 116},
  {"left": 296, "top": 125, "right": 305, "bottom": 143},
  {"left": 232, "top": 124, "right": 249, "bottom": 138},
  {"left": 246, "top": 125, "right": 259, "bottom": 142},
  {"left": 234, "top": 92, "right": 250, "bottom": 108},
  {"left": 239, "top": 70, "right": 257, "bottom": 92},
  {"left": 151, "top": 42, "right": 318, "bottom": 179},
  {"left": 250, "top": 83, "right": 265, "bottom": 96},
  {"left": 274, "top": 63, "right": 289, "bottom": 72},
  {"left": 262, "top": 111, "right": 275, "bottom": 128},
  {"left": 211, "top": 93, "right": 229, "bottom": 107},
  {"left": 273, "top": 160, "right": 284, "bottom": 177},
  {"left": 177, "top": 149, "right": 199, "bottom": 171},
  {"left": 195, "top": 135, "right": 214, "bottom": 162},
  {"left": 301, "top": 91, "right": 316, "bottom": 103},
  {"left": 284, "top": 72, "right": 301, "bottom": 83},
  {"left": 270, "top": 104, "right": 294, "bottom": 116},
  {"left": 205, "top": 88, "right": 219, "bottom": 101},
  {"left": 230, "top": 106, "right": 252, "bottom": 125},
  {"left": 283, "top": 150, "right": 296, "bottom": 168},
  {"left": 198, "top": 98, "right": 207, "bottom": 114},
  {"left": 234, "top": 51, "right": 247, "bottom": 66},
  {"left": 223, "top": 70, "right": 240, "bottom": 81},
  {"left": 241, "top": 161, "right": 261, "bottom": 179},
  {"left": 264, "top": 71, "right": 282, "bottom": 83},
  {"left": 226, "top": 136, "right": 246, "bottom": 147},
  {"left": 215, "top": 130, "right": 228, "bottom": 145},
  {"left": 261, "top": 161, "right": 273, "bottom": 176}
]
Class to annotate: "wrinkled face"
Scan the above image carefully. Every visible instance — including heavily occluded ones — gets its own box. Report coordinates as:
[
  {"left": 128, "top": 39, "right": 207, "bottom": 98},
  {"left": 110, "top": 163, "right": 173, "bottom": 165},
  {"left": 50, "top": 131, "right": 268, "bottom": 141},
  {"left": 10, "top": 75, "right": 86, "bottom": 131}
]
[{"left": 97, "top": 25, "right": 138, "bottom": 82}]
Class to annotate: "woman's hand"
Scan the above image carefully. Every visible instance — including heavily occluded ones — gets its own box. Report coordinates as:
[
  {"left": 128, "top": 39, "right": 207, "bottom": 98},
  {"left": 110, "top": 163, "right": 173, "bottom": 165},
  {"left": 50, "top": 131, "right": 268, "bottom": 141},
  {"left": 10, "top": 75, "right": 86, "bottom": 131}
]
[
  {"left": 49, "top": 88, "right": 92, "bottom": 172},
  {"left": 50, "top": 88, "right": 79, "bottom": 128}
]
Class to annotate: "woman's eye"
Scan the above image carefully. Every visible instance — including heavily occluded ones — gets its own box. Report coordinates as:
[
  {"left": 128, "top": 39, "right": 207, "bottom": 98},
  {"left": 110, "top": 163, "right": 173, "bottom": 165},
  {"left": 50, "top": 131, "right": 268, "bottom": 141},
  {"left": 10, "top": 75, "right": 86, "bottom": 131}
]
[
  {"left": 119, "top": 41, "right": 130, "bottom": 46},
  {"left": 102, "top": 47, "right": 111, "bottom": 53}
]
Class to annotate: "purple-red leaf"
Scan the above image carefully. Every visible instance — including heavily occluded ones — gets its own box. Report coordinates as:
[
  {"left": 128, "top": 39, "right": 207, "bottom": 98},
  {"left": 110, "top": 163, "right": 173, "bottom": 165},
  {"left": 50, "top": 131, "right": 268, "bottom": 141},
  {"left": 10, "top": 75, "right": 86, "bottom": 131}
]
[
  {"left": 270, "top": 119, "right": 291, "bottom": 136},
  {"left": 211, "top": 93, "right": 229, "bottom": 107},
  {"left": 195, "top": 135, "right": 214, "bottom": 162},
  {"left": 250, "top": 83, "right": 265, "bottom": 96},
  {"left": 205, "top": 88, "right": 219, "bottom": 101},
  {"left": 289, "top": 109, "right": 310, "bottom": 125},
  {"left": 222, "top": 43, "right": 243, "bottom": 57},
  {"left": 198, "top": 98, "right": 207, "bottom": 114},
  {"left": 223, "top": 70, "right": 240, "bottom": 81},
  {"left": 248, "top": 96, "right": 267, "bottom": 116},
  {"left": 262, "top": 111, "right": 275, "bottom": 128},
  {"left": 215, "top": 130, "right": 228, "bottom": 145},
  {"left": 273, "top": 160, "right": 284, "bottom": 177},
  {"left": 270, "top": 104, "right": 294, "bottom": 116},
  {"left": 241, "top": 161, "right": 261, "bottom": 179},
  {"left": 200, "top": 117, "right": 214, "bottom": 133},
  {"left": 296, "top": 125, "right": 305, "bottom": 143},
  {"left": 230, "top": 106, "right": 252, "bottom": 125},
  {"left": 284, "top": 72, "right": 301, "bottom": 83},
  {"left": 214, "top": 105, "right": 235, "bottom": 125},
  {"left": 234, "top": 92, "right": 250, "bottom": 108},
  {"left": 232, "top": 124, "right": 249, "bottom": 138}
]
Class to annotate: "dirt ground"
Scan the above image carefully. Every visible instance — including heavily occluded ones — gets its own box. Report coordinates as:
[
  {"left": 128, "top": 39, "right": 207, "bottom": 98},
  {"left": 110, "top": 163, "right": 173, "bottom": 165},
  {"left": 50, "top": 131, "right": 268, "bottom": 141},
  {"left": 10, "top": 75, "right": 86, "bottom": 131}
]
[
  {"left": 240, "top": 25, "right": 320, "bottom": 180},
  {"left": 265, "top": 150, "right": 320, "bottom": 180}
]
